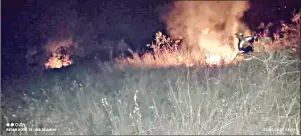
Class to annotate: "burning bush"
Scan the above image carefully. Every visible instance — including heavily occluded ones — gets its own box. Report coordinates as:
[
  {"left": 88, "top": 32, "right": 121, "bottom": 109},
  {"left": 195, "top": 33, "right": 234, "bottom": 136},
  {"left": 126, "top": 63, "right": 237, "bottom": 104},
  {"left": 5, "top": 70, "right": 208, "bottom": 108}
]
[
  {"left": 44, "top": 38, "right": 77, "bottom": 69},
  {"left": 117, "top": 10, "right": 300, "bottom": 69},
  {"left": 117, "top": 31, "right": 245, "bottom": 69},
  {"left": 117, "top": 1, "right": 252, "bottom": 69}
]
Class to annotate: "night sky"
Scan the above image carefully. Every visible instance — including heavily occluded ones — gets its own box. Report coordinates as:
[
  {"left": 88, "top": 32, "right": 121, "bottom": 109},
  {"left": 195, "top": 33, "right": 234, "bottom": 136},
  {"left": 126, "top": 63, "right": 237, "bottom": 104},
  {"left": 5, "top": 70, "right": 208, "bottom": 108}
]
[{"left": 2, "top": 0, "right": 301, "bottom": 80}]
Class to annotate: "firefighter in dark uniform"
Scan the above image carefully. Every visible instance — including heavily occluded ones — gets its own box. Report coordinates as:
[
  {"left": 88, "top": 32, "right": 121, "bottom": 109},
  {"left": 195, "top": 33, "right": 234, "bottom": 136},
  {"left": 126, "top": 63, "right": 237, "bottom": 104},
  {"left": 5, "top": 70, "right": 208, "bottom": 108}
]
[{"left": 235, "top": 32, "right": 257, "bottom": 54}]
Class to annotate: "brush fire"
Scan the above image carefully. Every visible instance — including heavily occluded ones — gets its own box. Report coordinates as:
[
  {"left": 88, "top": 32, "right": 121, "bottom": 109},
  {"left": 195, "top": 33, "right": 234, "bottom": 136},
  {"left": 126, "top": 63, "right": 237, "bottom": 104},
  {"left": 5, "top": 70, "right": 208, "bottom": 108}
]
[
  {"left": 117, "top": 30, "right": 246, "bottom": 69},
  {"left": 40, "top": 1, "right": 298, "bottom": 70},
  {"left": 41, "top": 1, "right": 252, "bottom": 70},
  {"left": 117, "top": 1, "right": 251, "bottom": 68},
  {"left": 44, "top": 39, "right": 77, "bottom": 69}
]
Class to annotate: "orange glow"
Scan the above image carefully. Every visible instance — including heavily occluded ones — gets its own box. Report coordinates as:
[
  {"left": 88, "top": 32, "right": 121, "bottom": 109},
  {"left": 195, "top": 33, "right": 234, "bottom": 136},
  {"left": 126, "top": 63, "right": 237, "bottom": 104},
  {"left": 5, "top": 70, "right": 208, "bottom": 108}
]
[
  {"left": 117, "top": 28, "right": 246, "bottom": 69},
  {"left": 45, "top": 55, "right": 73, "bottom": 69},
  {"left": 44, "top": 39, "right": 77, "bottom": 69},
  {"left": 117, "top": 47, "right": 244, "bottom": 69}
]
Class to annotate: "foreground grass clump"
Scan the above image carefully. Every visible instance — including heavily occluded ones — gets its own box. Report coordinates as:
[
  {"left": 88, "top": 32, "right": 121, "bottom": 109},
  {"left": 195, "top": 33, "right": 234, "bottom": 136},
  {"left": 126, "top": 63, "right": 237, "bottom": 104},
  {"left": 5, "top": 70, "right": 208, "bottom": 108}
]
[{"left": 2, "top": 50, "right": 300, "bottom": 135}]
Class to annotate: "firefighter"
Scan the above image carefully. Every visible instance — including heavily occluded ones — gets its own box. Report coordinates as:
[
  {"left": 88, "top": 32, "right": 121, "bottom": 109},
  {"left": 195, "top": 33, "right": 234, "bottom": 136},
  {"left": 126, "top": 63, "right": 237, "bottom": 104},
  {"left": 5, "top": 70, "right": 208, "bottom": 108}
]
[{"left": 235, "top": 32, "right": 257, "bottom": 54}]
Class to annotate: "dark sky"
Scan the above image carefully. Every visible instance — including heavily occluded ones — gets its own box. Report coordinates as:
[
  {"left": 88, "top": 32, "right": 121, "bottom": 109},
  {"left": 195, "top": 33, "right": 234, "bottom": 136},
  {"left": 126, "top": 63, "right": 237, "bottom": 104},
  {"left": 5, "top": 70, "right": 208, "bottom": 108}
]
[
  {"left": 2, "top": 0, "right": 170, "bottom": 79},
  {"left": 2, "top": 0, "right": 301, "bottom": 80}
]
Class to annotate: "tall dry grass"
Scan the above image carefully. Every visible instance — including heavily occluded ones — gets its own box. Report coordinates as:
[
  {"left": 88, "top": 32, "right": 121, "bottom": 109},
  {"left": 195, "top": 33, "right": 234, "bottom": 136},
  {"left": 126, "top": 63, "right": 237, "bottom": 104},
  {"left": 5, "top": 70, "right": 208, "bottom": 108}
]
[
  {"left": 1, "top": 12, "right": 300, "bottom": 135},
  {"left": 2, "top": 55, "right": 299, "bottom": 135}
]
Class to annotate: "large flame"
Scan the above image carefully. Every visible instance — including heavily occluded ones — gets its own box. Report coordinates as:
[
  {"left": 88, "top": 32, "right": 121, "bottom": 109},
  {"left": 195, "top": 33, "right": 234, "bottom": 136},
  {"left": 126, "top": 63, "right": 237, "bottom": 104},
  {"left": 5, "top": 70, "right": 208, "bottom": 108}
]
[
  {"left": 44, "top": 38, "right": 77, "bottom": 69},
  {"left": 117, "top": 28, "right": 246, "bottom": 69},
  {"left": 162, "top": 1, "right": 250, "bottom": 65},
  {"left": 45, "top": 54, "right": 73, "bottom": 69},
  {"left": 117, "top": 1, "right": 250, "bottom": 68},
  {"left": 161, "top": 1, "right": 250, "bottom": 48}
]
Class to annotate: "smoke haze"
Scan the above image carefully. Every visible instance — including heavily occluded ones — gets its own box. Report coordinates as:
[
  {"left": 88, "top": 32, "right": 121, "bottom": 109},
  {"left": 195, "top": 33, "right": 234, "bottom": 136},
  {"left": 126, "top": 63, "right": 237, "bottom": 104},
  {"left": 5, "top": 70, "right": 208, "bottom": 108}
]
[{"left": 161, "top": 1, "right": 251, "bottom": 53}]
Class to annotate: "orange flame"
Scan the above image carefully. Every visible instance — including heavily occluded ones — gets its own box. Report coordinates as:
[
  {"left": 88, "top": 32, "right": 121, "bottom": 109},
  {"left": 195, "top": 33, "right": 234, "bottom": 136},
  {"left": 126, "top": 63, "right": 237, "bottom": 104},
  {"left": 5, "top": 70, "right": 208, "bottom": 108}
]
[
  {"left": 116, "top": 29, "right": 246, "bottom": 69},
  {"left": 45, "top": 55, "right": 73, "bottom": 69},
  {"left": 44, "top": 39, "right": 77, "bottom": 69}
]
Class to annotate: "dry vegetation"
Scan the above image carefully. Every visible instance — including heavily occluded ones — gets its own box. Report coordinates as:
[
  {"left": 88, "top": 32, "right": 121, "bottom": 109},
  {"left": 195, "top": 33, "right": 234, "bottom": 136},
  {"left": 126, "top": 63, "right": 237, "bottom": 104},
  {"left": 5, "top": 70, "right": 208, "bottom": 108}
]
[{"left": 1, "top": 12, "right": 300, "bottom": 135}]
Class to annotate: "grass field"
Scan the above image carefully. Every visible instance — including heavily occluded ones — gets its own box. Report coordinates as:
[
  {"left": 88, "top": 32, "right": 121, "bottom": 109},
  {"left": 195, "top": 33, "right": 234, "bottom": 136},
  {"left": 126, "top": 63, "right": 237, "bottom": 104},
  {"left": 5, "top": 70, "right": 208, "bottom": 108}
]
[
  {"left": 2, "top": 12, "right": 300, "bottom": 136},
  {"left": 1, "top": 49, "right": 300, "bottom": 135}
]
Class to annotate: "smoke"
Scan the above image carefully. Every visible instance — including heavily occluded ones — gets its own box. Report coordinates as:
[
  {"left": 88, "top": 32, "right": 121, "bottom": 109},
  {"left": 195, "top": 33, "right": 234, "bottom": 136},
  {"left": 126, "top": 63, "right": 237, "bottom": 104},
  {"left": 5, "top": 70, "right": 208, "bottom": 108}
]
[{"left": 161, "top": 1, "right": 251, "bottom": 53}]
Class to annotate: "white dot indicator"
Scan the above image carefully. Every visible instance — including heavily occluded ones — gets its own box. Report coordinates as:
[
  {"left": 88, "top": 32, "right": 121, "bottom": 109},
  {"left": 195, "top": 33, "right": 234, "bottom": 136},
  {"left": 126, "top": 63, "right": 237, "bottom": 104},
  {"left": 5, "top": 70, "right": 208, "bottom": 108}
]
[
  {"left": 11, "top": 123, "right": 14, "bottom": 127},
  {"left": 6, "top": 123, "right": 10, "bottom": 127}
]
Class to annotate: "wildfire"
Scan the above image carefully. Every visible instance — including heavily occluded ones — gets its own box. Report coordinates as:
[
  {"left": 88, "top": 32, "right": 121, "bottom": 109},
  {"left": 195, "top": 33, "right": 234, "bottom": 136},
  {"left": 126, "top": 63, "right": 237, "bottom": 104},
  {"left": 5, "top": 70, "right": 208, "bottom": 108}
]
[
  {"left": 118, "top": 1, "right": 250, "bottom": 68},
  {"left": 44, "top": 38, "right": 77, "bottom": 69},
  {"left": 45, "top": 55, "right": 73, "bottom": 69},
  {"left": 117, "top": 28, "right": 246, "bottom": 69},
  {"left": 205, "top": 53, "right": 239, "bottom": 66},
  {"left": 116, "top": 0, "right": 251, "bottom": 69},
  {"left": 201, "top": 41, "right": 242, "bottom": 66},
  {"left": 205, "top": 54, "right": 224, "bottom": 65}
]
